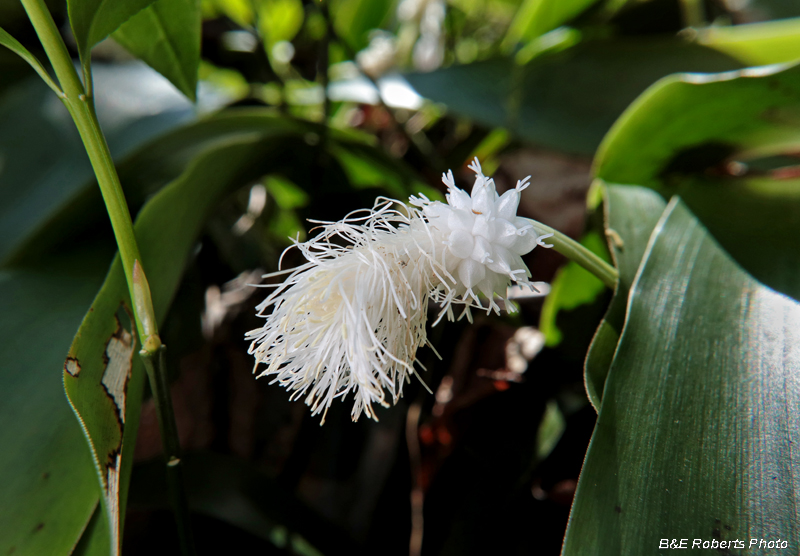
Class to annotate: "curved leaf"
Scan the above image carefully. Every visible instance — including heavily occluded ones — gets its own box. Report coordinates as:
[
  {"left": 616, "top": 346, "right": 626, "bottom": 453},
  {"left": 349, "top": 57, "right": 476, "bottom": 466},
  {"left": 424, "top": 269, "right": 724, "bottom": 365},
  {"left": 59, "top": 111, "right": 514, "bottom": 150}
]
[
  {"left": 64, "top": 132, "right": 320, "bottom": 551},
  {"left": 405, "top": 38, "right": 742, "bottom": 155},
  {"left": 68, "top": 0, "right": 158, "bottom": 62},
  {"left": 584, "top": 183, "right": 665, "bottom": 409},
  {"left": 112, "top": 0, "right": 201, "bottom": 101},
  {"left": 595, "top": 62, "right": 800, "bottom": 301},
  {"left": 563, "top": 198, "right": 800, "bottom": 554}
]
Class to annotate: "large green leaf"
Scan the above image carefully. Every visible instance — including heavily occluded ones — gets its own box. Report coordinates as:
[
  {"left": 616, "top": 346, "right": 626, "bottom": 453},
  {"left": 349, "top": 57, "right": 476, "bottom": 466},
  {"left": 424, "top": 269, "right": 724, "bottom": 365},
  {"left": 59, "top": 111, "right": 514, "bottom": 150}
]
[
  {"left": 563, "top": 198, "right": 800, "bottom": 554},
  {"left": 0, "top": 251, "right": 108, "bottom": 556},
  {"left": 583, "top": 183, "right": 665, "bottom": 409},
  {"left": 112, "top": 0, "right": 201, "bottom": 101},
  {"left": 405, "top": 38, "right": 742, "bottom": 155},
  {"left": 594, "top": 62, "right": 800, "bottom": 301},
  {"left": 9, "top": 109, "right": 424, "bottom": 266},
  {"left": 68, "top": 0, "right": 158, "bottom": 62},
  {"left": 64, "top": 131, "right": 324, "bottom": 551},
  {"left": 0, "top": 72, "right": 192, "bottom": 267}
]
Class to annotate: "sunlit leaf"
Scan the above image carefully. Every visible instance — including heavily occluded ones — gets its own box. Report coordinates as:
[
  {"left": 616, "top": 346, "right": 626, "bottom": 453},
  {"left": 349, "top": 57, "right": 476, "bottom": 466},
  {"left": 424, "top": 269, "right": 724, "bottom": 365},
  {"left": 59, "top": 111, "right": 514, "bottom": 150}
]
[
  {"left": 113, "top": 0, "right": 201, "bottom": 101},
  {"left": 68, "top": 0, "right": 158, "bottom": 62},
  {"left": 700, "top": 17, "right": 800, "bottom": 66},
  {"left": 563, "top": 198, "right": 800, "bottom": 554},
  {"left": 595, "top": 62, "right": 800, "bottom": 301}
]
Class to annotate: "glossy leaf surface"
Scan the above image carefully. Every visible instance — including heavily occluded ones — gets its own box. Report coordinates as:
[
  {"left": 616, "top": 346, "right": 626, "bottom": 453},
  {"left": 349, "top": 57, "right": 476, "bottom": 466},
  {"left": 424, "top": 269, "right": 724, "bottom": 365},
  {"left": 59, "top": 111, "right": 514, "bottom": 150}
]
[
  {"left": 113, "top": 0, "right": 201, "bottom": 100},
  {"left": 595, "top": 62, "right": 800, "bottom": 301},
  {"left": 563, "top": 199, "right": 800, "bottom": 554}
]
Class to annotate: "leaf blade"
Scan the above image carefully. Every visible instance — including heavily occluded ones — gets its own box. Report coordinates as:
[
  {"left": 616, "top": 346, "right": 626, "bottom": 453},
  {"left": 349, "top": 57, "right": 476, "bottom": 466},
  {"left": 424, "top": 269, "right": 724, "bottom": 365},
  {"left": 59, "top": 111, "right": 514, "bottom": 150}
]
[
  {"left": 563, "top": 198, "right": 800, "bottom": 553},
  {"left": 112, "top": 0, "right": 201, "bottom": 101}
]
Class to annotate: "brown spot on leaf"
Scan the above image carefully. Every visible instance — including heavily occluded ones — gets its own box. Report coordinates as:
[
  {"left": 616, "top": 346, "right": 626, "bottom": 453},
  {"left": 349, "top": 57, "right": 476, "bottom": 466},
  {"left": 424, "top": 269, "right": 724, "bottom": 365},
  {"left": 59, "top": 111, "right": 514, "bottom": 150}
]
[
  {"left": 34, "top": 523, "right": 44, "bottom": 532},
  {"left": 64, "top": 358, "right": 80, "bottom": 377},
  {"left": 42, "top": 472, "right": 49, "bottom": 480},
  {"left": 614, "top": 505, "right": 622, "bottom": 514}
]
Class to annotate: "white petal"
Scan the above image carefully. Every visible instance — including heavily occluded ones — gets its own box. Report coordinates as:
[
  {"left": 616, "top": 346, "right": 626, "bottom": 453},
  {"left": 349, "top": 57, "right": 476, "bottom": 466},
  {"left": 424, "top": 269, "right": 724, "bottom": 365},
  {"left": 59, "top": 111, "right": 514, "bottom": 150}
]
[
  {"left": 458, "top": 258, "right": 485, "bottom": 289},
  {"left": 448, "top": 228, "right": 474, "bottom": 259},
  {"left": 495, "top": 189, "right": 520, "bottom": 221},
  {"left": 487, "top": 245, "right": 514, "bottom": 275},
  {"left": 493, "top": 218, "right": 518, "bottom": 248},
  {"left": 511, "top": 228, "right": 538, "bottom": 254},
  {"left": 446, "top": 187, "right": 472, "bottom": 211},
  {"left": 472, "top": 214, "right": 491, "bottom": 239},
  {"left": 470, "top": 235, "right": 493, "bottom": 264},
  {"left": 470, "top": 185, "right": 494, "bottom": 216},
  {"left": 447, "top": 207, "right": 473, "bottom": 231}
]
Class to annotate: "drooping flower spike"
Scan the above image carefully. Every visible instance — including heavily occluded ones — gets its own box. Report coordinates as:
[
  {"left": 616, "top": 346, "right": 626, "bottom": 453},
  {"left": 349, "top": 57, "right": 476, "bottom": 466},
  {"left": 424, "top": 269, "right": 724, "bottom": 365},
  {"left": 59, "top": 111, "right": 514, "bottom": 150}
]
[{"left": 246, "top": 159, "right": 554, "bottom": 422}]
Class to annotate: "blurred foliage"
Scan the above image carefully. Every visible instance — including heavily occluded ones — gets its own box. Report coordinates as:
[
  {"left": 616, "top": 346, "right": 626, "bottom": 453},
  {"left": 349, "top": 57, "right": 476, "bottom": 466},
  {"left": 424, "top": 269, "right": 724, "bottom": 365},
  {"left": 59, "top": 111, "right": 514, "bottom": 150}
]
[{"left": 3, "top": 0, "right": 800, "bottom": 554}]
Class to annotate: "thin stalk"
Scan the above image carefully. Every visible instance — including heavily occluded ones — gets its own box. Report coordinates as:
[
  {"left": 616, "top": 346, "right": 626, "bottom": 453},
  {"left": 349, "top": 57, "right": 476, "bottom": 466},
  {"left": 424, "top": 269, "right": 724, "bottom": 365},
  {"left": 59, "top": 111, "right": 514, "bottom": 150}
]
[
  {"left": 140, "top": 345, "right": 195, "bottom": 556},
  {"left": 529, "top": 220, "right": 618, "bottom": 289},
  {"left": 19, "top": 1, "right": 195, "bottom": 553},
  {"left": 679, "top": 0, "right": 705, "bottom": 28}
]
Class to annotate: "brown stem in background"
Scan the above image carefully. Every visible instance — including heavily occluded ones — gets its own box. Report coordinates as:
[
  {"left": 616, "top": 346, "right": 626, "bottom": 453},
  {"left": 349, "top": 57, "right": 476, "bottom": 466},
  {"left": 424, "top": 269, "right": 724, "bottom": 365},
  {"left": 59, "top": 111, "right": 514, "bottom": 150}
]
[{"left": 406, "top": 403, "right": 424, "bottom": 556}]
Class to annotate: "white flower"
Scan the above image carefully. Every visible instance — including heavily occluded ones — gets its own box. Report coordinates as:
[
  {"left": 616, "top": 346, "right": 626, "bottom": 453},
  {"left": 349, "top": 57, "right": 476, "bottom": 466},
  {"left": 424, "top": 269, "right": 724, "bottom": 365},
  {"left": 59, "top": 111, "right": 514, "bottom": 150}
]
[{"left": 246, "top": 159, "right": 553, "bottom": 422}]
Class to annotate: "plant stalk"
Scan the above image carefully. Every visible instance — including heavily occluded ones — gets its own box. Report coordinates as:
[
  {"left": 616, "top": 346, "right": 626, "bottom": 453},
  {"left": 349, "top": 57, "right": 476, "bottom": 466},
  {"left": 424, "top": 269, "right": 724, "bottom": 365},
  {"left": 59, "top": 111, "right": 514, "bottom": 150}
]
[
  {"left": 140, "top": 345, "right": 195, "bottom": 556},
  {"left": 19, "top": 1, "right": 195, "bottom": 553},
  {"left": 529, "top": 220, "right": 619, "bottom": 289}
]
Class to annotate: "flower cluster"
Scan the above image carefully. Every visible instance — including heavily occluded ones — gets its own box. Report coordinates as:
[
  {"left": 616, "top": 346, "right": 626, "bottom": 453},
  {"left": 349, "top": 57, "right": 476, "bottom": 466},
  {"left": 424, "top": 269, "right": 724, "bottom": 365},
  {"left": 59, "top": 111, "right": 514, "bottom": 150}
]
[{"left": 246, "top": 159, "right": 553, "bottom": 422}]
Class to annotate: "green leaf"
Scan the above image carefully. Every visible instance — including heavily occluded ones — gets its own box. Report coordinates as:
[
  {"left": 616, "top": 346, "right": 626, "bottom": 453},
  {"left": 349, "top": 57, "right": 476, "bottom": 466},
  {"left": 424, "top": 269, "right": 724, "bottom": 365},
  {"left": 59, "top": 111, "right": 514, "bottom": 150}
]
[
  {"left": 113, "top": 0, "right": 201, "bottom": 101},
  {"left": 700, "top": 17, "right": 800, "bottom": 66},
  {"left": 64, "top": 133, "right": 308, "bottom": 551},
  {"left": 0, "top": 252, "right": 108, "bottom": 556},
  {"left": 583, "top": 183, "right": 666, "bottom": 409},
  {"left": 405, "top": 38, "right": 742, "bottom": 155},
  {"left": 257, "top": 0, "right": 304, "bottom": 49},
  {"left": 68, "top": 0, "right": 159, "bottom": 62},
  {"left": 330, "top": 0, "right": 394, "bottom": 51},
  {"left": 595, "top": 62, "right": 800, "bottom": 301},
  {"left": 503, "top": 0, "right": 600, "bottom": 48},
  {"left": 563, "top": 198, "right": 800, "bottom": 553},
  {"left": 0, "top": 73, "right": 191, "bottom": 267},
  {"left": 0, "top": 26, "right": 60, "bottom": 94}
]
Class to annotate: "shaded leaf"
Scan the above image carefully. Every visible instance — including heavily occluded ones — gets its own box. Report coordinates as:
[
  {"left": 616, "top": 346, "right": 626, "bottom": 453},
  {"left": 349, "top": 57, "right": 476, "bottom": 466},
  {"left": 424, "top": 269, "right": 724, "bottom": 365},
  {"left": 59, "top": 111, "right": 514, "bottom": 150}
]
[
  {"left": 563, "top": 198, "right": 800, "bottom": 553},
  {"left": 0, "top": 252, "right": 108, "bottom": 556},
  {"left": 64, "top": 134, "right": 309, "bottom": 551},
  {"left": 583, "top": 183, "right": 665, "bottom": 409},
  {"left": 0, "top": 70, "right": 192, "bottom": 266},
  {"left": 594, "top": 62, "right": 800, "bottom": 301},
  {"left": 68, "top": 0, "right": 158, "bottom": 62},
  {"left": 113, "top": 0, "right": 201, "bottom": 101},
  {"left": 405, "top": 38, "right": 742, "bottom": 155}
]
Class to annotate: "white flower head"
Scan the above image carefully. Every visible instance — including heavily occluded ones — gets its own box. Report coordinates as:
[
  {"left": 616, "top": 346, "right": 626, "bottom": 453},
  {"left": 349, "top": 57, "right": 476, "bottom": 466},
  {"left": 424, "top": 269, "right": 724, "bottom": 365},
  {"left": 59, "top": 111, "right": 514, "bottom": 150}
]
[{"left": 246, "top": 158, "right": 553, "bottom": 422}]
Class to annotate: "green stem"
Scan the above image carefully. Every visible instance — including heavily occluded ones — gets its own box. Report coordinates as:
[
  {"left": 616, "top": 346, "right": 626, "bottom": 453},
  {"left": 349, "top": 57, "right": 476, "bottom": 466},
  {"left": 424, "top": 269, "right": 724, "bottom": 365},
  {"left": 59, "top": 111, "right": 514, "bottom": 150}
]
[
  {"left": 19, "top": 0, "right": 143, "bottom": 335},
  {"left": 678, "top": 0, "right": 705, "bottom": 28},
  {"left": 528, "top": 220, "right": 618, "bottom": 289},
  {"left": 140, "top": 345, "right": 195, "bottom": 556},
  {"left": 20, "top": 1, "right": 195, "bottom": 553}
]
